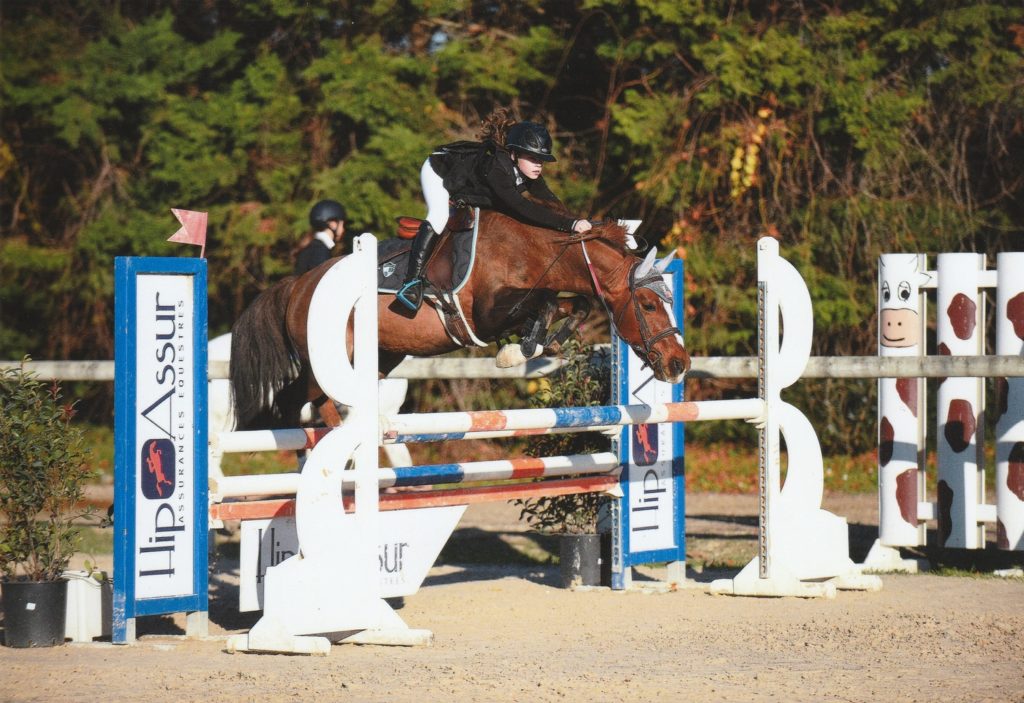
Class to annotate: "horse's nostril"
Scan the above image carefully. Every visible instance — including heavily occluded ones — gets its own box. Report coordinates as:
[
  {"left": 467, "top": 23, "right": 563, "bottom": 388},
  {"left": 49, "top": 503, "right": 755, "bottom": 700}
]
[{"left": 670, "top": 359, "right": 683, "bottom": 377}]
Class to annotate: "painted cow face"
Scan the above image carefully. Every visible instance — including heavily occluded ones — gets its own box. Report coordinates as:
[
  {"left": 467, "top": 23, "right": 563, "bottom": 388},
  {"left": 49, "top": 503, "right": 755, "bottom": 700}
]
[{"left": 879, "top": 255, "right": 931, "bottom": 349}]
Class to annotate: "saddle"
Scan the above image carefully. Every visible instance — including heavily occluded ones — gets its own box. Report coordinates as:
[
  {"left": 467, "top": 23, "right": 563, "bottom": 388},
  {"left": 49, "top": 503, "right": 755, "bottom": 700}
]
[{"left": 377, "top": 207, "right": 485, "bottom": 347}]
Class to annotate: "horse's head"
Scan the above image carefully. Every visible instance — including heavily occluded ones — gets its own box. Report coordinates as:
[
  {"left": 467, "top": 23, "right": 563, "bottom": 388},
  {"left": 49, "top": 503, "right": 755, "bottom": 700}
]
[{"left": 592, "top": 225, "right": 690, "bottom": 383}]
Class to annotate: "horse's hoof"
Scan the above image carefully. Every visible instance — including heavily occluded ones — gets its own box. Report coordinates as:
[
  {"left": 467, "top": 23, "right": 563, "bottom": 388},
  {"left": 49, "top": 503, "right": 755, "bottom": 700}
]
[
  {"left": 496, "top": 343, "right": 542, "bottom": 368},
  {"left": 495, "top": 344, "right": 524, "bottom": 368}
]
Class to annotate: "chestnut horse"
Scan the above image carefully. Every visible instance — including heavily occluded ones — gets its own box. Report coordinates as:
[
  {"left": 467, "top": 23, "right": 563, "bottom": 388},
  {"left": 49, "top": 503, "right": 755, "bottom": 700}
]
[{"left": 230, "top": 213, "right": 690, "bottom": 430}]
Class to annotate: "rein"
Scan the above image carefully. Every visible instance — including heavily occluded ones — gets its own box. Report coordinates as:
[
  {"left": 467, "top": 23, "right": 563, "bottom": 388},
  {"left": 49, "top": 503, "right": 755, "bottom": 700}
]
[{"left": 506, "top": 230, "right": 604, "bottom": 320}]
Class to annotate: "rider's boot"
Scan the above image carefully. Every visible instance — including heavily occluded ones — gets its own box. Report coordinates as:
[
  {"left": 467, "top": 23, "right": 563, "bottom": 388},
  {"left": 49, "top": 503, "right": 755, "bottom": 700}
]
[{"left": 397, "top": 220, "right": 440, "bottom": 311}]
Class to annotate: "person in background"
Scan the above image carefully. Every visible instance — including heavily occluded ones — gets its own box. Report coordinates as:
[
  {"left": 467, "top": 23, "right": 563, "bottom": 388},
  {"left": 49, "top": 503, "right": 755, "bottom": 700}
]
[{"left": 294, "top": 199, "right": 347, "bottom": 275}]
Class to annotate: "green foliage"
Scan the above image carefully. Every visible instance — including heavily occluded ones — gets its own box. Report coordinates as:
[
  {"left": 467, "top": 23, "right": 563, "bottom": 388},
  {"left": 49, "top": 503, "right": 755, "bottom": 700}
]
[
  {"left": 0, "top": 363, "right": 94, "bottom": 581},
  {"left": 436, "top": 25, "right": 562, "bottom": 101},
  {"left": 2, "top": 0, "right": 1022, "bottom": 456},
  {"left": 515, "top": 339, "right": 611, "bottom": 535}
]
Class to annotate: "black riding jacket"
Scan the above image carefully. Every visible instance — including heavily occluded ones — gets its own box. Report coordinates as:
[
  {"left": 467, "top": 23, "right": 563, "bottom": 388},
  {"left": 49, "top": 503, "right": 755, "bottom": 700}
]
[
  {"left": 429, "top": 140, "right": 576, "bottom": 232},
  {"left": 294, "top": 238, "right": 332, "bottom": 275}
]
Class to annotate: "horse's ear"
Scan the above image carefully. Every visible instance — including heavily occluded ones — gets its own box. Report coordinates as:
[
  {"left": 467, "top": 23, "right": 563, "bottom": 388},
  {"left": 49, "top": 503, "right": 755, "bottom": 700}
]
[
  {"left": 654, "top": 249, "right": 677, "bottom": 273},
  {"left": 636, "top": 246, "right": 659, "bottom": 278}
]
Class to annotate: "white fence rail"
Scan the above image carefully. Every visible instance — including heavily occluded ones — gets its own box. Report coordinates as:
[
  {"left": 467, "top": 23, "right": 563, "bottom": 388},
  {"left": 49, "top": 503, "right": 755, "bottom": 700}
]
[{"left": 3, "top": 354, "right": 1024, "bottom": 382}]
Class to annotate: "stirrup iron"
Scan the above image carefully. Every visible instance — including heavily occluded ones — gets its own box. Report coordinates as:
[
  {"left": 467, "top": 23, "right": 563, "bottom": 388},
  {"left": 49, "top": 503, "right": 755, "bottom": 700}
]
[{"left": 397, "top": 279, "right": 424, "bottom": 311}]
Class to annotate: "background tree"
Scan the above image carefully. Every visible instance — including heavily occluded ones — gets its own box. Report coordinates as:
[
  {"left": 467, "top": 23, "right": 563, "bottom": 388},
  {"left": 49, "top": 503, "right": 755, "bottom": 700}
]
[{"left": 2, "top": 0, "right": 1022, "bottom": 452}]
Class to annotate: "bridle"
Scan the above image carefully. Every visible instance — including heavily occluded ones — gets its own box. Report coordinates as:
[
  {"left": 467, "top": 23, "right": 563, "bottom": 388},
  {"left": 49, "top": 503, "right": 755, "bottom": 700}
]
[
  {"left": 576, "top": 238, "right": 681, "bottom": 372},
  {"left": 611, "top": 262, "right": 682, "bottom": 371}
]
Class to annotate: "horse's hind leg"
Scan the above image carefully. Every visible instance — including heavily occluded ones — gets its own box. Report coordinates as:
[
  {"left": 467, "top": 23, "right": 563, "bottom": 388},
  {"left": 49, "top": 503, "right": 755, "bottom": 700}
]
[
  {"left": 314, "top": 398, "right": 343, "bottom": 427},
  {"left": 273, "top": 365, "right": 345, "bottom": 429},
  {"left": 277, "top": 366, "right": 345, "bottom": 470},
  {"left": 543, "top": 296, "right": 592, "bottom": 356},
  {"left": 269, "top": 366, "right": 310, "bottom": 429},
  {"left": 295, "top": 367, "right": 344, "bottom": 428}
]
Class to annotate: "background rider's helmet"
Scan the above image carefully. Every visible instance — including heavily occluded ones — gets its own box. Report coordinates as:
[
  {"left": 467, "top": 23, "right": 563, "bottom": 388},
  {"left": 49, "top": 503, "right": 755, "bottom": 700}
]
[
  {"left": 309, "top": 199, "right": 347, "bottom": 230},
  {"left": 505, "top": 121, "right": 556, "bottom": 162}
]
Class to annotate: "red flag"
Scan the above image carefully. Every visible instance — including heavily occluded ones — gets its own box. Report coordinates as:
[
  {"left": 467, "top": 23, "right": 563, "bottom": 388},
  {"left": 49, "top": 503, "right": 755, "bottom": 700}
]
[{"left": 168, "top": 208, "right": 208, "bottom": 258}]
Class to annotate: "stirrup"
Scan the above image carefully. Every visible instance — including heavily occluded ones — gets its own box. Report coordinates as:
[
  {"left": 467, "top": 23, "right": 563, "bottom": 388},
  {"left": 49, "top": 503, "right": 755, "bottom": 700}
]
[{"left": 396, "top": 279, "right": 424, "bottom": 311}]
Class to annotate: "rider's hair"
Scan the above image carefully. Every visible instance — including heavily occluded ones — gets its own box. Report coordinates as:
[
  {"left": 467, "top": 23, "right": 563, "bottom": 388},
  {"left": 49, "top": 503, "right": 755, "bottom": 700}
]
[{"left": 477, "top": 107, "right": 518, "bottom": 145}]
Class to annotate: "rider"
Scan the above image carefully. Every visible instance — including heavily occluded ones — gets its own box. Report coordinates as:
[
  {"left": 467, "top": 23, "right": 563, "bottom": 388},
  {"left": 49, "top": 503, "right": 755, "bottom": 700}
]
[
  {"left": 294, "top": 199, "right": 347, "bottom": 275},
  {"left": 397, "top": 113, "right": 593, "bottom": 311}
]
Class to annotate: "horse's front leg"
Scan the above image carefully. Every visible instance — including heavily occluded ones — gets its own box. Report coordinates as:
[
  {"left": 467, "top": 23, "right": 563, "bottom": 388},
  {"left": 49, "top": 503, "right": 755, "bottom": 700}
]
[
  {"left": 520, "top": 293, "right": 559, "bottom": 358},
  {"left": 495, "top": 293, "right": 558, "bottom": 368},
  {"left": 542, "top": 296, "right": 592, "bottom": 356}
]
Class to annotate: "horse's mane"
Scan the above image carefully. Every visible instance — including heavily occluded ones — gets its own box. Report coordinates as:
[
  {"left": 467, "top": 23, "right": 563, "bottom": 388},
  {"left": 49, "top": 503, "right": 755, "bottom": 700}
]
[{"left": 588, "top": 220, "right": 630, "bottom": 255}]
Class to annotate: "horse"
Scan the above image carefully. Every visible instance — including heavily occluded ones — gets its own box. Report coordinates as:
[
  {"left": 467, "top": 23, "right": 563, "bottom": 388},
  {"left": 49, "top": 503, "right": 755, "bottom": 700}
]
[{"left": 230, "top": 213, "right": 690, "bottom": 431}]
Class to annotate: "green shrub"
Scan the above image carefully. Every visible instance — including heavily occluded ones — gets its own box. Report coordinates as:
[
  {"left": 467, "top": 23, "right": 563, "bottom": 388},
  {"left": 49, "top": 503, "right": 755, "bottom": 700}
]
[
  {"left": 514, "top": 338, "right": 611, "bottom": 535},
  {"left": 0, "top": 363, "right": 94, "bottom": 581}
]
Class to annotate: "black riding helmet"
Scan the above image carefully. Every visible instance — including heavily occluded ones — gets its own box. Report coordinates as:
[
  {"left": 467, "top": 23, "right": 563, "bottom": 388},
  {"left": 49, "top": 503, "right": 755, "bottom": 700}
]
[
  {"left": 505, "top": 121, "right": 556, "bottom": 163},
  {"left": 309, "top": 199, "right": 347, "bottom": 230}
]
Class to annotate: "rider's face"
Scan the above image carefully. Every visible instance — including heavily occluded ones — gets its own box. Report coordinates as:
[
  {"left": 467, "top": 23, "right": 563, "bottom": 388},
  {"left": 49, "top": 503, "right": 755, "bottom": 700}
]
[{"left": 515, "top": 153, "right": 544, "bottom": 180}]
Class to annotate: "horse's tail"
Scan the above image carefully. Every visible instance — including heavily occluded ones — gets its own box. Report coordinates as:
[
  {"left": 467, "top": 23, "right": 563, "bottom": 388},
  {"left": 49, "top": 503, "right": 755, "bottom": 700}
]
[{"left": 229, "top": 277, "right": 300, "bottom": 430}]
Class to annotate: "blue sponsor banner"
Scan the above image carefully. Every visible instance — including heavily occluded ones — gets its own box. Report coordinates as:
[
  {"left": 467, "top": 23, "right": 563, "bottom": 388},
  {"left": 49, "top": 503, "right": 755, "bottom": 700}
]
[
  {"left": 113, "top": 257, "right": 208, "bottom": 642},
  {"left": 612, "top": 259, "right": 685, "bottom": 587}
]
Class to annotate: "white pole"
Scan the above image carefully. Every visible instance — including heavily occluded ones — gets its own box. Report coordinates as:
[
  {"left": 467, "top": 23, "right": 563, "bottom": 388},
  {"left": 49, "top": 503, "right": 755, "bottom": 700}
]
[
  {"left": 877, "top": 254, "right": 929, "bottom": 547},
  {"left": 936, "top": 253, "right": 987, "bottom": 549},
  {"left": 995, "top": 252, "right": 1024, "bottom": 551},
  {"left": 384, "top": 398, "right": 765, "bottom": 438}
]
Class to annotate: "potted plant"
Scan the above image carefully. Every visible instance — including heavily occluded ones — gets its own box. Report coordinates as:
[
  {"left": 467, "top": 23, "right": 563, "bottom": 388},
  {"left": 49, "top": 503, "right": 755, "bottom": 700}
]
[
  {"left": 515, "top": 338, "right": 611, "bottom": 588},
  {"left": 0, "top": 362, "right": 93, "bottom": 647}
]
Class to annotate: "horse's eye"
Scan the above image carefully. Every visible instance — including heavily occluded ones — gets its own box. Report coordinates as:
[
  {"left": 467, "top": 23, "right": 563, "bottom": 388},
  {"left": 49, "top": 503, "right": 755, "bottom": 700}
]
[{"left": 641, "top": 302, "right": 658, "bottom": 313}]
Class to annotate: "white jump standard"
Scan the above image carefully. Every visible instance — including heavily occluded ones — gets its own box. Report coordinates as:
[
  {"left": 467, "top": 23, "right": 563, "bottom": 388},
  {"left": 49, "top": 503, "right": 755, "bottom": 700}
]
[{"left": 707, "top": 239, "right": 879, "bottom": 598}]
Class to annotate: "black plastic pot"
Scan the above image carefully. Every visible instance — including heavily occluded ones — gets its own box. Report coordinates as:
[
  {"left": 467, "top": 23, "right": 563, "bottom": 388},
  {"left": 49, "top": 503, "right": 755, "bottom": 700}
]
[
  {"left": 2, "top": 579, "right": 67, "bottom": 647},
  {"left": 559, "top": 533, "right": 602, "bottom": 588}
]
